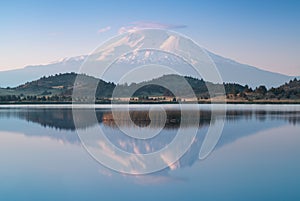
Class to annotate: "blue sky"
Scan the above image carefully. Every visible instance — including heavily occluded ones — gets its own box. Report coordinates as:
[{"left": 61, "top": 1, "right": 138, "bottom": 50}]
[{"left": 1, "top": 0, "right": 299, "bottom": 75}]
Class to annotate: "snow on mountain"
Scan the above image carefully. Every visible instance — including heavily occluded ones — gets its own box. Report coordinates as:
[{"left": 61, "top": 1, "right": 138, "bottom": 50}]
[{"left": 160, "top": 35, "right": 179, "bottom": 51}]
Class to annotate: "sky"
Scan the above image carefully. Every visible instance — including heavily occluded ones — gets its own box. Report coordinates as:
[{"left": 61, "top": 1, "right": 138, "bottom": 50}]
[{"left": 0, "top": 0, "right": 299, "bottom": 76}]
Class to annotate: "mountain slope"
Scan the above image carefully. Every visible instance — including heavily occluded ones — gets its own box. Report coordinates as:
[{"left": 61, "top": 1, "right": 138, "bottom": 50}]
[
  {"left": 0, "top": 57, "right": 84, "bottom": 87},
  {"left": 208, "top": 52, "right": 294, "bottom": 88}
]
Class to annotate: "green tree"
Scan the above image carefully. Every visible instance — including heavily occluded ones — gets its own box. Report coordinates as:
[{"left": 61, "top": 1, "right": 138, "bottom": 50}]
[{"left": 255, "top": 85, "right": 267, "bottom": 95}]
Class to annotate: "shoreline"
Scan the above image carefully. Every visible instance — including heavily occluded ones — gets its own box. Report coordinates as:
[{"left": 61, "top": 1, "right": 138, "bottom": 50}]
[{"left": 1, "top": 100, "right": 300, "bottom": 105}]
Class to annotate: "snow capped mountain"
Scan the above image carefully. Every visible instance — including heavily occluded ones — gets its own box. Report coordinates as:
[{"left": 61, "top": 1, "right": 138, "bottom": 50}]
[{"left": 0, "top": 29, "right": 298, "bottom": 88}]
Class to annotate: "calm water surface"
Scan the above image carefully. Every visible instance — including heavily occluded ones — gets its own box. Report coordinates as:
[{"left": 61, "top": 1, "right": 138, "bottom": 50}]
[{"left": 0, "top": 104, "right": 299, "bottom": 201}]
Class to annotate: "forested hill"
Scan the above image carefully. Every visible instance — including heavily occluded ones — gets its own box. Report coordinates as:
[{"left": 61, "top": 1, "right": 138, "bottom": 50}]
[
  {"left": 0, "top": 73, "right": 299, "bottom": 102},
  {"left": 0, "top": 73, "right": 115, "bottom": 100}
]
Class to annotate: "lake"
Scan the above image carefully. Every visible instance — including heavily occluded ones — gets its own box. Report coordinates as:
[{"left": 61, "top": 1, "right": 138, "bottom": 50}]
[{"left": 0, "top": 104, "right": 300, "bottom": 201}]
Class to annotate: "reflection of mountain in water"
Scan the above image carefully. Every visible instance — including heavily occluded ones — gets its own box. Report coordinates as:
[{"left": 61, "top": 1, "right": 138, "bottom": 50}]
[{"left": 1, "top": 107, "right": 299, "bottom": 172}]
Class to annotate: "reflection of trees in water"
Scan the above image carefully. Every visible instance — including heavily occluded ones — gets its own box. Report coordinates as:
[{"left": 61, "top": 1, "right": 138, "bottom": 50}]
[
  {"left": 1, "top": 108, "right": 299, "bottom": 131},
  {"left": 224, "top": 110, "right": 300, "bottom": 125},
  {"left": 24, "top": 109, "right": 76, "bottom": 130},
  {"left": 102, "top": 110, "right": 212, "bottom": 128},
  {"left": 6, "top": 108, "right": 104, "bottom": 130}
]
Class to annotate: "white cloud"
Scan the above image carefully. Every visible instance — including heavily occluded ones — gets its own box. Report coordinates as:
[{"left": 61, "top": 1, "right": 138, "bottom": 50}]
[
  {"left": 118, "top": 21, "right": 187, "bottom": 34},
  {"left": 97, "top": 26, "right": 111, "bottom": 34}
]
